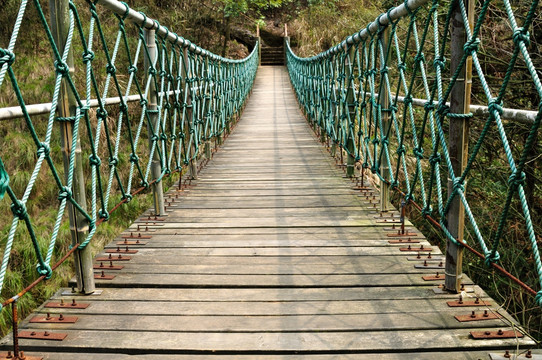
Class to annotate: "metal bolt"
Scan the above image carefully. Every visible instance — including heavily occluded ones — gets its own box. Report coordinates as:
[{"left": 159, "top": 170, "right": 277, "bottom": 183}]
[
  {"left": 504, "top": 350, "right": 511, "bottom": 358},
  {"left": 20, "top": 351, "right": 26, "bottom": 360},
  {"left": 108, "top": 254, "right": 113, "bottom": 260},
  {"left": 6, "top": 351, "right": 12, "bottom": 359},
  {"left": 475, "top": 297, "right": 480, "bottom": 304},
  {"left": 470, "top": 311, "right": 476, "bottom": 318},
  {"left": 109, "top": 261, "right": 114, "bottom": 268},
  {"left": 438, "top": 262, "right": 443, "bottom": 267},
  {"left": 30, "top": 332, "right": 36, "bottom": 336},
  {"left": 72, "top": 299, "right": 77, "bottom": 306},
  {"left": 407, "top": 245, "right": 411, "bottom": 250},
  {"left": 483, "top": 310, "right": 489, "bottom": 317},
  {"left": 436, "top": 272, "right": 440, "bottom": 278},
  {"left": 497, "top": 329, "right": 504, "bottom": 335},
  {"left": 420, "top": 245, "right": 424, "bottom": 250},
  {"left": 460, "top": 283, "right": 465, "bottom": 291},
  {"left": 423, "top": 260, "right": 428, "bottom": 266},
  {"left": 118, "top": 254, "right": 123, "bottom": 259},
  {"left": 416, "top": 252, "right": 421, "bottom": 259},
  {"left": 458, "top": 295, "right": 463, "bottom": 304},
  {"left": 59, "top": 314, "right": 64, "bottom": 321},
  {"left": 527, "top": 350, "right": 533, "bottom": 358},
  {"left": 99, "top": 262, "right": 104, "bottom": 268},
  {"left": 427, "top": 253, "right": 432, "bottom": 259},
  {"left": 60, "top": 299, "right": 65, "bottom": 306},
  {"left": 101, "top": 271, "right": 106, "bottom": 278},
  {"left": 46, "top": 313, "right": 51, "bottom": 320},
  {"left": 484, "top": 331, "right": 491, "bottom": 335},
  {"left": 43, "top": 331, "right": 50, "bottom": 337}
]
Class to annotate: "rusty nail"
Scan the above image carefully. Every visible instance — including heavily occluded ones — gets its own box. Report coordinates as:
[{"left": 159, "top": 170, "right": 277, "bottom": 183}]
[
  {"left": 416, "top": 252, "right": 421, "bottom": 259},
  {"left": 436, "top": 272, "right": 440, "bottom": 278},
  {"left": 99, "top": 262, "right": 104, "bottom": 268},
  {"left": 108, "top": 254, "right": 113, "bottom": 260},
  {"left": 420, "top": 245, "right": 424, "bottom": 250},
  {"left": 470, "top": 311, "right": 476, "bottom": 318},
  {"left": 483, "top": 310, "right": 489, "bottom": 317},
  {"left": 138, "top": 233, "right": 142, "bottom": 238},
  {"left": 475, "top": 297, "right": 480, "bottom": 304},
  {"left": 101, "top": 271, "right": 106, "bottom": 278},
  {"left": 116, "top": 246, "right": 120, "bottom": 252},
  {"left": 504, "top": 350, "right": 511, "bottom": 358},
  {"left": 46, "top": 313, "right": 51, "bottom": 320},
  {"left": 125, "top": 246, "right": 129, "bottom": 251},
  {"left": 109, "top": 261, "right": 114, "bottom": 267},
  {"left": 72, "top": 299, "right": 77, "bottom": 306},
  {"left": 423, "top": 260, "right": 428, "bottom": 267},
  {"left": 118, "top": 254, "right": 123, "bottom": 259},
  {"left": 59, "top": 314, "right": 64, "bottom": 321},
  {"left": 407, "top": 245, "right": 411, "bottom": 250},
  {"left": 427, "top": 253, "right": 432, "bottom": 259},
  {"left": 458, "top": 295, "right": 463, "bottom": 304},
  {"left": 43, "top": 331, "right": 50, "bottom": 337}
]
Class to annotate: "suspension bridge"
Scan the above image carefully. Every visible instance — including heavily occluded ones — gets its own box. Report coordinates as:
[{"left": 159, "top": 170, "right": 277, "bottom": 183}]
[{"left": 0, "top": 0, "right": 541, "bottom": 358}]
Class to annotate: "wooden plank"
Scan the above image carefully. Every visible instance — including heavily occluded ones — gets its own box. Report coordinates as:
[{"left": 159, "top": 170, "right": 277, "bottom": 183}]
[{"left": 3, "top": 329, "right": 534, "bottom": 353}]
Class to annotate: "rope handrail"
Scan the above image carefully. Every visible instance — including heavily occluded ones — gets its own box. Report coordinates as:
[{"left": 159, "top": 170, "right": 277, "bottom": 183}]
[
  {"left": 0, "top": 0, "right": 259, "bottom": 310},
  {"left": 286, "top": 0, "right": 542, "bottom": 306}
]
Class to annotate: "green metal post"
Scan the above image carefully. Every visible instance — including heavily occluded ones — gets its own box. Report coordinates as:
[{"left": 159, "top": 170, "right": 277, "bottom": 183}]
[
  {"left": 144, "top": 29, "right": 165, "bottom": 216},
  {"left": 49, "top": 0, "right": 95, "bottom": 294},
  {"left": 445, "top": 0, "right": 474, "bottom": 293}
]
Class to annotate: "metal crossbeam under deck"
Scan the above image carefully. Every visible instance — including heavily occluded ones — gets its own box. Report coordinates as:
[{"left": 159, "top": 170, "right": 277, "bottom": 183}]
[{"left": 0, "top": 67, "right": 536, "bottom": 359}]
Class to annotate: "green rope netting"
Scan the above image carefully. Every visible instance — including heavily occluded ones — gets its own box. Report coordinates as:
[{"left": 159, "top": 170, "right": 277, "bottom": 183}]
[
  {"left": 286, "top": 0, "right": 542, "bottom": 305},
  {"left": 0, "top": 0, "right": 258, "bottom": 308}
]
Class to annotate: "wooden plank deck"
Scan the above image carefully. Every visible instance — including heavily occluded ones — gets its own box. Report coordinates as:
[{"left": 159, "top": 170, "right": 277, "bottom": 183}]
[{"left": 1, "top": 66, "right": 536, "bottom": 359}]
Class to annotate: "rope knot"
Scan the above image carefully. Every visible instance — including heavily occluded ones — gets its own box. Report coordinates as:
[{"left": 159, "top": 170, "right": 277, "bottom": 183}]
[
  {"left": 54, "top": 60, "right": 70, "bottom": 76},
  {"left": 463, "top": 37, "right": 480, "bottom": 55},
  {"left": 414, "top": 53, "right": 425, "bottom": 64},
  {"left": 0, "top": 49, "right": 15, "bottom": 66},
  {"left": 96, "top": 108, "right": 108, "bottom": 119},
  {"left": 429, "top": 152, "right": 441, "bottom": 165},
  {"left": 10, "top": 200, "right": 27, "bottom": 220},
  {"left": 413, "top": 147, "right": 424, "bottom": 159},
  {"left": 139, "top": 99, "right": 148, "bottom": 107},
  {"left": 488, "top": 98, "right": 503, "bottom": 117},
  {"left": 89, "top": 154, "right": 101, "bottom": 167},
  {"left": 129, "top": 154, "right": 139, "bottom": 163},
  {"left": 36, "top": 263, "right": 53, "bottom": 279},
  {"left": 397, "top": 62, "right": 406, "bottom": 71},
  {"left": 128, "top": 65, "right": 137, "bottom": 74},
  {"left": 99, "top": 208, "right": 110, "bottom": 221},
  {"left": 403, "top": 95, "right": 413, "bottom": 106},
  {"left": 422, "top": 205, "right": 433, "bottom": 216},
  {"left": 433, "top": 56, "right": 445, "bottom": 69},
  {"left": 424, "top": 101, "right": 435, "bottom": 111},
  {"left": 148, "top": 67, "right": 157, "bottom": 76},
  {"left": 122, "top": 194, "right": 133, "bottom": 202},
  {"left": 150, "top": 134, "right": 158, "bottom": 142},
  {"left": 82, "top": 50, "right": 95, "bottom": 63},
  {"left": 508, "top": 170, "right": 526, "bottom": 188},
  {"left": 109, "top": 156, "right": 119, "bottom": 167},
  {"left": 396, "top": 145, "right": 406, "bottom": 156},
  {"left": 484, "top": 250, "right": 500, "bottom": 266},
  {"left": 437, "top": 103, "right": 450, "bottom": 117},
  {"left": 381, "top": 137, "right": 389, "bottom": 146},
  {"left": 119, "top": 103, "right": 128, "bottom": 113},
  {"left": 37, "top": 143, "right": 50, "bottom": 158},
  {"left": 380, "top": 66, "right": 388, "bottom": 75},
  {"left": 140, "top": 180, "right": 149, "bottom": 188},
  {"left": 106, "top": 64, "right": 116, "bottom": 75},
  {"left": 513, "top": 27, "right": 530, "bottom": 46},
  {"left": 58, "top": 186, "right": 72, "bottom": 201},
  {"left": 452, "top": 177, "right": 465, "bottom": 193}
]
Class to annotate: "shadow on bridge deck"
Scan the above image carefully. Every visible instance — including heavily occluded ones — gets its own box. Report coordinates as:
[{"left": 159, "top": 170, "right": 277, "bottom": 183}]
[{"left": 0, "top": 66, "right": 536, "bottom": 359}]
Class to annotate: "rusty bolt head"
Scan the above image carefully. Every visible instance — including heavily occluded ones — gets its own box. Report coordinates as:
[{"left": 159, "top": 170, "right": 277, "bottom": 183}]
[
  {"left": 43, "top": 331, "right": 50, "bottom": 337},
  {"left": 498, "top": 329, "right": 504, "bottom": 335},
  {"left": 59, "top": 314, "right": 64, "bottom": 321},
  {"left": 504, "top": 350, "right": 511, "bottom": 358},
  {"left": 483, "top": 310, "right": 489, "bottom": 317},
  {"left": 46, "top": 313, "right": 51, "bottom": 320},
  {"left": 527, "top": 350, "right": 533, "bottom": 358},
  {"left": 470, "top": 311, "right": 476, "bottom": 318},
  {"left": 72, "top": 299, "right": 77, "bottom": 306}
]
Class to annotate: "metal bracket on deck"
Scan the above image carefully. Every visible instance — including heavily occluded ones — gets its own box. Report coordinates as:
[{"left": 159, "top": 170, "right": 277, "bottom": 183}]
[
  {"left": 18, "top": 331, "right": 67, "bottom": 341},
  {"left": 489, "top": 350, "right": 540, "bottom": 359},
  {"left": 45, "top": 299, "right": 89, "bottom": 309},
  {"left": 471, "top": 329, "right": 524, "bottom": 339},
  {"left": 447, "top": 296, "right": 491, "bottom": 307},
  {"left": 30, "top": 313, "right": 78, "bottom": 324},
  {"left": 94, "top": 271, "right": 115, "bottom": 280},
  {"left": 95, "top": 254, "right": 131, "bottom": 262},
  {"left": 422, "top": 272, "right": 444, "bottom": 281},
  {"left": 389, "top": 238, "right": 420, "bottom": 244},
  {"left": 94, "top": 261, "right": 124, "bottom": 270},
  {"left": 105, "top": 247, "right": 138, "bottom": 254},
  {"left": 454, "top": 310, "right": 500, "bottom": 322},
  {"left": 399, "top": 245, "right": 432, "bottom": 252}
]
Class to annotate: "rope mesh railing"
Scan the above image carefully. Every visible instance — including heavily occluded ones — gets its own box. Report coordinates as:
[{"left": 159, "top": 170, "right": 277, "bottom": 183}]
[
  {"left": 286, "top": 0, "right": 541, "bottom": 305},
  {"left": 0, "top": 0, "right": 258, "bottom": 310}
]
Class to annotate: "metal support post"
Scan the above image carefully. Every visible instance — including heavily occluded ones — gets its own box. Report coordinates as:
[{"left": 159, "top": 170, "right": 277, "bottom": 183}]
[
  {"left": 379, "top": 26, "right": 391, "bottom": 212},
  {"left": 345, "top": 46, "right": 356, "bottom": 178},
  {"left": 49, "top": 0, "right": 94, "bottom": 294},
  {"left": 445, "top": 0, "right": 474, "bottom": 293},
  {"left": 144, "top": 29, "right": 165, "bottom": 216}
]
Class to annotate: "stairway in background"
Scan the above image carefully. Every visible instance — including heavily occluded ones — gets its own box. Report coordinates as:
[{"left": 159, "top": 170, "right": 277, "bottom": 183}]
[{"left": 261, "top": 46, "right": 284, "bottom": 66}]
